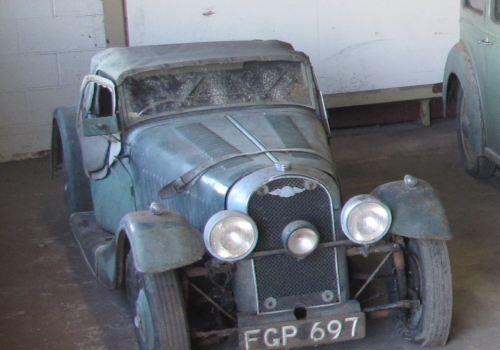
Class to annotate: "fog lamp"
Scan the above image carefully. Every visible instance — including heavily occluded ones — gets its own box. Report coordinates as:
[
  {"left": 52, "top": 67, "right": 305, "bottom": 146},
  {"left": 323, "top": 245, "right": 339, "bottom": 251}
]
[{"left": 282, "top": 221, "right": 319, "bottom": 257}]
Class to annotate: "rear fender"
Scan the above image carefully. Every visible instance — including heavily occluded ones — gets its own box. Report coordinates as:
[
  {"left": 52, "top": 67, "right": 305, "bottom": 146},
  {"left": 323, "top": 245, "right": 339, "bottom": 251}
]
[
  {"left": 371, "top": 178, "right": 451, "bottom": 240},
  {"left": 443, "top": 41, "right": 485, "bottom": 154},
  {"left": 443, "top": 41, "right": 481, "bottom": 115},
  {"left": 51, "top": 106, "right": 93, "bottom": 213}
]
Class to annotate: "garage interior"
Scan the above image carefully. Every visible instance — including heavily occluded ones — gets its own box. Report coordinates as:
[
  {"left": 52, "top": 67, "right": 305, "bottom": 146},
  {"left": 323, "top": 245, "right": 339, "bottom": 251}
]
[{"left": 0, "top": 1, "right": 495, "bottom": 350}]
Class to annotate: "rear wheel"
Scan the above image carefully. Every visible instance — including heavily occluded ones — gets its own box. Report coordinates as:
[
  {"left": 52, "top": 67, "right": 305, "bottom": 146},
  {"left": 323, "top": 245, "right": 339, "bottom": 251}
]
[
  {"left": 393, "top": 238, "right": 452, "bottom": 346},
  {"left": 456, "top": 85, "right": 496, "bottom": 178},
  {"left": 126, "top": 252, "right": 190, "bottom": 350}
]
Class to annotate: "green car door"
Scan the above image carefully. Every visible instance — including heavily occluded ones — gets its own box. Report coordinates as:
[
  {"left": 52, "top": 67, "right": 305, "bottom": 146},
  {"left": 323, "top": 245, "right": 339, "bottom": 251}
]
[{"left": 480, "top": 0, "right": 500, "bottom": 155}]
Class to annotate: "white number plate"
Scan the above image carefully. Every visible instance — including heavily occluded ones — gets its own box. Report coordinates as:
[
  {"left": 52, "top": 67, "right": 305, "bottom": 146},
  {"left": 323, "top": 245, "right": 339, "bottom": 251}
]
[{"left": 239, "top": 312, "right": 365, "bottom": 350}]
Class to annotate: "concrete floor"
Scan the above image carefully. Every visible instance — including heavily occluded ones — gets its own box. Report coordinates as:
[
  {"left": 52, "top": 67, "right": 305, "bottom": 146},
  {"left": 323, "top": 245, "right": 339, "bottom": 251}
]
[{"left": 1, "top": 117, "right": 499, "bottom": 349}]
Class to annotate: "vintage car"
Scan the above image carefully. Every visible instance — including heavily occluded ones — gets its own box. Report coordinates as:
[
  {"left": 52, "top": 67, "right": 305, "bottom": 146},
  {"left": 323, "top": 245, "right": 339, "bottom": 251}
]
[
  {"left": 51, "top": 40, "right": 452, "bottom": 350},
  {"left": 444, "top": 0, "right": 500, "bottom": 177}
]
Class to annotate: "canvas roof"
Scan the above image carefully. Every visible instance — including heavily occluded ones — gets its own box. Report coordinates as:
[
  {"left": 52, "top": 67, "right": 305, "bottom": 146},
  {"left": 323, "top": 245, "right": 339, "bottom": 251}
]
[{"left": 90, "top": 40, "right": 311, "bottom": 85}]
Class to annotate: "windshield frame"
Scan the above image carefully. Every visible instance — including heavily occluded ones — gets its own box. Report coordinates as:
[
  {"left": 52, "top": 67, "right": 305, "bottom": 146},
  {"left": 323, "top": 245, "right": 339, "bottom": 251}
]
[{"left": 120, "top": 60, "right": 319, "bottom": 127}]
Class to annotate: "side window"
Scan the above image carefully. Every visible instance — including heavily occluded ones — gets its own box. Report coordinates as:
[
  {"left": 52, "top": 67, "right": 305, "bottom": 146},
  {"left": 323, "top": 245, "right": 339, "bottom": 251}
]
[
  {"left": 466, "top": 0, "right": 485, "bottom": 13},
  {"left": 495, "top": 0, "right": 500, "bottom": 21},
  {"left": 94, "top": 85, "right": 113, "bottom": 117}
]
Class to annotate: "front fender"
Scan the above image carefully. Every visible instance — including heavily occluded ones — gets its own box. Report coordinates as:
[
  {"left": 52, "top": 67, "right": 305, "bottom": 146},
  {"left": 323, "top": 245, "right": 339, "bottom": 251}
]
[
  {"left": 371, "top": 178, "right": 451, "bottom": 240},
  {"left": 90, "top": 210, "right": 204, "bottom": 288},
  {"left": 119, "top": 210, "right": 205, "bottom": 273}
]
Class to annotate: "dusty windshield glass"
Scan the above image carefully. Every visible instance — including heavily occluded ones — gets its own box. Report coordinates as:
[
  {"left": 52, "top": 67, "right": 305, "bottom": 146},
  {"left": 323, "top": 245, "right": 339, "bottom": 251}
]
[{"left": 123, "top": 60, "right": 315, "bottom": 124}]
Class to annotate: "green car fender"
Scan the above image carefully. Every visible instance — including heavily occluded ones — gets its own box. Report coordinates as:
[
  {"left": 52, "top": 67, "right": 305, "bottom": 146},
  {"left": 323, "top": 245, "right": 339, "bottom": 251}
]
[
  {"left": 443, "top": 41, "right": 485, "bottom": 154},
  {"left": 372, "top": 177, "right": 452, "bottom": 240},
  {"left": 92, "top": 209, "right": 205, "bottom": 289},
  {"left": 443, "top": 40, "right": 482, "bottom": 114}
]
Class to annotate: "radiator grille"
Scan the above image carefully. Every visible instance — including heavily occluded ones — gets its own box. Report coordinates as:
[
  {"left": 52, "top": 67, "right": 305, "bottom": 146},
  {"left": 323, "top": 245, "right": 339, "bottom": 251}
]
[
  {"left": 248, "top": 176, "right": 340, "bottom": 313},
  {"left": 249, "top": 177, "right": 334, "bottom": 251}
]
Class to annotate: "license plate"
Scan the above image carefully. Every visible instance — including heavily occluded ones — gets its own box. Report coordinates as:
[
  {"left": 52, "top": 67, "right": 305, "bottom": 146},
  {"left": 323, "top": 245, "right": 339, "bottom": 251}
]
[{"left": 239, "top": 312, "right": 365, "bottom": 350}]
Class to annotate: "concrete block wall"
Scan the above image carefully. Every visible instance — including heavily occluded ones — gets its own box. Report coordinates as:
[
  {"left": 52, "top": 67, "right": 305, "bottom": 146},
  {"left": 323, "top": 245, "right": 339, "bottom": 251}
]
[{"left": 0, "top": 0, "right": 106, "bottom": 162}]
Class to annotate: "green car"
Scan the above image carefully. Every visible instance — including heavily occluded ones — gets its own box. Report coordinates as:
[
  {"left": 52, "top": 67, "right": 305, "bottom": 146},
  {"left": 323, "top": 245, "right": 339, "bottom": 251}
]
[
  {"left": 444, "top": 0, "right": 500, "bottom": 177},
  {"left": 52, "top": 40, "right": 453, "bottom": 350}
]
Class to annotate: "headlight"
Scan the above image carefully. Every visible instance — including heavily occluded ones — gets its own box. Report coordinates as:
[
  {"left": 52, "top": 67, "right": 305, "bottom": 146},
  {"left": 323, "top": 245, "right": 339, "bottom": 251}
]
[
  {"left": 282, "top": 221, "right": 319, "bottom": 258},
  {"left": 204, "top": 210, "right": 258, "bottom": 262},
  {"left": 341, "top": 195, "right": 392, "bottom": 244}
]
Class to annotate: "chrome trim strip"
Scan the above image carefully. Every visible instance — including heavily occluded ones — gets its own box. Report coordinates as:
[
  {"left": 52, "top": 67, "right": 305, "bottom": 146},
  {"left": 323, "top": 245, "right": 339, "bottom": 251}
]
[
  {"left": 251, "top": 259, "right": 260, "bottom": 314},
  {"left": 226, "top": 114, "right": 279, "bottom": 163},
  {"left": 226, "top": 165, "right": 341, "bottom": 211}
]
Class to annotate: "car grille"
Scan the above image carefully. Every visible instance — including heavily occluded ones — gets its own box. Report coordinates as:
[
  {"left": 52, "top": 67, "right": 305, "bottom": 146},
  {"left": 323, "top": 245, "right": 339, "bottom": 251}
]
[{"left": 248, "top": 176, "right": 340, "bottom": 313}]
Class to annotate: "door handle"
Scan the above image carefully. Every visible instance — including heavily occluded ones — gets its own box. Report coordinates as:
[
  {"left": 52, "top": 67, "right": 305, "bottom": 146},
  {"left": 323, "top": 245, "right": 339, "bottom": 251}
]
[{"left": 479, "top": 38, "right": 493, "bottom": 45}]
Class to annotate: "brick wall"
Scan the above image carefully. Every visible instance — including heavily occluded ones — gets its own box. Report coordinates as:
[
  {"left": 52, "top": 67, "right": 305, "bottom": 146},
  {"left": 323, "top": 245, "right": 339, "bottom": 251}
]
[{"left": 0, "top": 0, "right": 106, "bottom": 162}]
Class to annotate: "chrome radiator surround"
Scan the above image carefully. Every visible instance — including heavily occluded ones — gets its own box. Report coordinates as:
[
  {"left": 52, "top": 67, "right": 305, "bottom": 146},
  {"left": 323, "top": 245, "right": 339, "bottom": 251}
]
[{"left": 228, "top": 166, "right": 342, "bottom": 314}]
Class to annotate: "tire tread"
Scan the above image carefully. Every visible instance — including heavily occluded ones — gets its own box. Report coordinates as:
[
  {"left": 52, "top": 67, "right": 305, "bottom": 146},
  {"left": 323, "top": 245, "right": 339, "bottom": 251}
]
[
  {"left": 127, "top": 253, "right": 190, "bottom": 350},
  {"left": 395, "top": 239, "right": 453, "bottom": 347}
]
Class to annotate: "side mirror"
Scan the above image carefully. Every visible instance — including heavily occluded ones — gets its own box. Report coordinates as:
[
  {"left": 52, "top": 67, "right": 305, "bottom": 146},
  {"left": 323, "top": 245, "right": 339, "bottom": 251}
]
[{"left": 83, "top": 116, "right": 120, "bottom": 136}]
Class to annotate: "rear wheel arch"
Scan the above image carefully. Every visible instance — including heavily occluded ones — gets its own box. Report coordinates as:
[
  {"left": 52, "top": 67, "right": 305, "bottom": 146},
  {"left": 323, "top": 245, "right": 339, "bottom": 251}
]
[
  {"left": 443, "top": 41, "right": 483, "bottom": 120},
  {"left": 51, "top": 106, "right": 93, "bottom": 213},
  {"left": 443, "top": 43, "right": 496, "bottom": 178},
  {"left": 454, "top": 81, "right": 496, "bottom": 178}
]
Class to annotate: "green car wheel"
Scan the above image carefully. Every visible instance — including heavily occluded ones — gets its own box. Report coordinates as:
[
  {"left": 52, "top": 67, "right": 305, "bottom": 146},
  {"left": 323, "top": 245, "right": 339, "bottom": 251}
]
[{"left": 126, "top": 252, "right": 190, "bottom": 350}]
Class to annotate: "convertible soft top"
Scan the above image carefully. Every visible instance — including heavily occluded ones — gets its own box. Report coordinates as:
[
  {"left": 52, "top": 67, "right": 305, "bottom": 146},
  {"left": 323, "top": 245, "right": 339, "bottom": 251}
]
[{"left": 90, "top": 40, "right": 311, "bottom": 85}]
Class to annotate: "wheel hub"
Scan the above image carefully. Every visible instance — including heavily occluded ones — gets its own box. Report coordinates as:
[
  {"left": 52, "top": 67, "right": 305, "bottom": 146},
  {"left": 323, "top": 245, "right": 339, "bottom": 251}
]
[{"left": 135, "top": 288, "right": 155, "bottom": 349}]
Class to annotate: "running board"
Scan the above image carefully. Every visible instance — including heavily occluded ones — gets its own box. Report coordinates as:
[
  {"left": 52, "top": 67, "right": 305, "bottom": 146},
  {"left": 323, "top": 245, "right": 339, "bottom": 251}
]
[{"left": 69, "top": 212, "right": 118, "bottom": 288}]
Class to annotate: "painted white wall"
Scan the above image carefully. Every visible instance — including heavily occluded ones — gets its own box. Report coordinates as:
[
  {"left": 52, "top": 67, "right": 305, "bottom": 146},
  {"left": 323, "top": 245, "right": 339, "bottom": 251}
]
[
  {"left": 126, "top": 0, "right": 460, "bottom": 95},
  {"left": 0, "top": 0, "right": 460, "bottom": 162},
  {"left": 0, "top": 0, "right": 106, "bottom": 162}
]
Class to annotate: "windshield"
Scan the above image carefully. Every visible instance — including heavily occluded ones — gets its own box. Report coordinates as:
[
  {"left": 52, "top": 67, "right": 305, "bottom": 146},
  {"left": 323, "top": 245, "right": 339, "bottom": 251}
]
[{"left": 122, "top": 60, "right": 316, "bottom": 125}]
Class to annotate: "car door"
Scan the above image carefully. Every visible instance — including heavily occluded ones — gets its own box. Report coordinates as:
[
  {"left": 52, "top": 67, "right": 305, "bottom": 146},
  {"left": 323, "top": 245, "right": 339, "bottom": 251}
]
[
  {"left": 77, "top": 75, "right": 121, "bottom": 180},
  {"left": 480, "top": 0, "right": 500, "bottom": 154}
]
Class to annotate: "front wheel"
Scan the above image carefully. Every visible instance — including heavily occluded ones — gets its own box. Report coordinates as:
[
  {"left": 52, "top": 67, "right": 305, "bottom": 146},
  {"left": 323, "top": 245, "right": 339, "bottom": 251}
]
[
  {"left": 126, "top": 252, "right": 190, "bottom": 350},
  {"left": 393, "top": 238, "right": 453, "bottom": 347}
]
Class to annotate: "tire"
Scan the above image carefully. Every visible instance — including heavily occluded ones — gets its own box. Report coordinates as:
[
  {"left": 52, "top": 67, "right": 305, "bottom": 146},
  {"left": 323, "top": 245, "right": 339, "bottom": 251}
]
[
  {"left": 126, "top": 252, "right": 190, "bottom": 350},
  {"left": 51, "top": 107, "right": 93, "bottom": 213},
  {"left": 393, "top": 238, "right": 453, "bottom": 347},
  {"left": 456, "top": 85, "right": 496, "bottom": 178}
]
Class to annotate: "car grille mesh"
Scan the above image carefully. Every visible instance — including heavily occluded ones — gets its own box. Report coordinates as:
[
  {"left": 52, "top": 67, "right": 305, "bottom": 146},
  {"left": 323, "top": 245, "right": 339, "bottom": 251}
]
[
  {"left": 248, "top": 176, "right": 340, "bottom": 313},
  {"left": 249, "top": 177, "right": 334, "bottom": 251}
]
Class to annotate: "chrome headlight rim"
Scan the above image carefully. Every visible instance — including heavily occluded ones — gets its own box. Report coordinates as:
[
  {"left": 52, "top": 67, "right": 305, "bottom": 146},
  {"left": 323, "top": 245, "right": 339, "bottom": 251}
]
[
  {"left": 341, "top": 194, "right": 392, "bottom": 245},
  {"left": 282, "top": 220, "right": 320, "bottom": 258},
  {"left": 204, "top": 210, "right": 258, "bottom": 262}
]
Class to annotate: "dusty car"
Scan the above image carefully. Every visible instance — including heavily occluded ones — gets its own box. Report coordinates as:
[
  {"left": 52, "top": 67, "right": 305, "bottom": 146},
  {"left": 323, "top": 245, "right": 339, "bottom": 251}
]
[
  {"left": 51, "top": 40, "right": 452, "bottom": 350},
  {"left": 444, "top": 0, "right": 500, "bottom": 177}
]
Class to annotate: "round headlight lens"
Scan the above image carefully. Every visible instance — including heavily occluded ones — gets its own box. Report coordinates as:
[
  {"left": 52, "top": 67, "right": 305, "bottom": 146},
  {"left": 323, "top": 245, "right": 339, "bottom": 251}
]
[
  {"left": 341, "top": 195, "right": 392, "bottom": 244},
  {"left": 204, "top": 211, "right": 258, "bottom": 262},
  {"left": 282, "top": 221, "right": 319, "bottom": 257}
]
